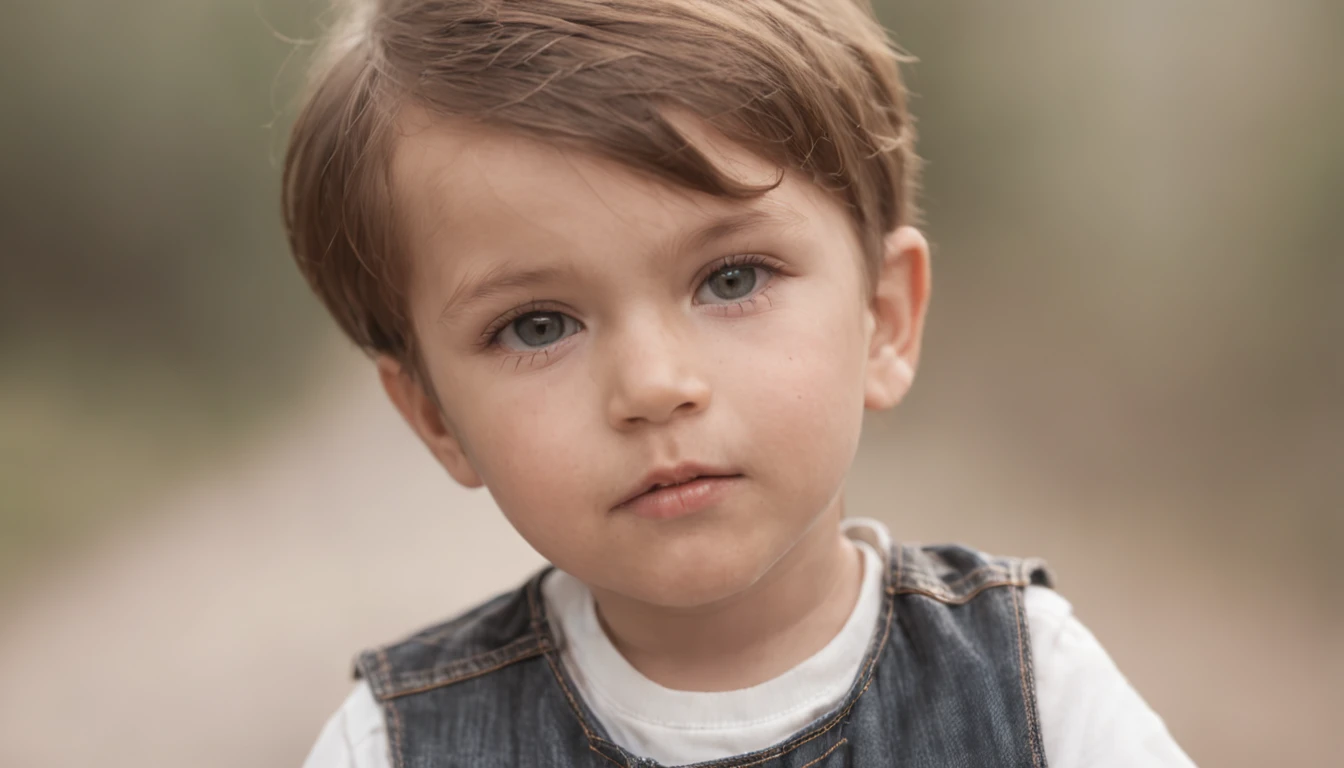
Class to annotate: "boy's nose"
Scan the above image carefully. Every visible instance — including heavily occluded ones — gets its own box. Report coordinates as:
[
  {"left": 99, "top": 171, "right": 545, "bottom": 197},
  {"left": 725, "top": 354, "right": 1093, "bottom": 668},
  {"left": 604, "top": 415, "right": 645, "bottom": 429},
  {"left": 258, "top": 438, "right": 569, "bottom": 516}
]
[{"left": 604, "top": 322, "right": 711, "bottom": 429}]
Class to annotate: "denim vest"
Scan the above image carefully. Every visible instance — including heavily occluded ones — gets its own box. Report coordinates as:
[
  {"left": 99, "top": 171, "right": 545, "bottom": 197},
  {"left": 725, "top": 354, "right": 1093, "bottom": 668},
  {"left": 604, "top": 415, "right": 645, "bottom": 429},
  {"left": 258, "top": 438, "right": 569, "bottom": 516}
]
[{"left": 355, "top": 544, "right": 1054, "bottom": 768}]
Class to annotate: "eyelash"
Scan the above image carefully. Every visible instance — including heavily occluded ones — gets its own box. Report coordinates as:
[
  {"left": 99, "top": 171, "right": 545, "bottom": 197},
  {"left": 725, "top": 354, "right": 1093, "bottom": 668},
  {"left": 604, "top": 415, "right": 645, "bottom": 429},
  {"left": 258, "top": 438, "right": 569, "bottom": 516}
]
[
  {"left": 477, "top": 300, "right": 567, "bottom": 350},
  {"left": 693, "top": 253, "right": 781, "bottom": 312},
  {"left": 480, "top": 253, "right": 785, "bottom": 354}
]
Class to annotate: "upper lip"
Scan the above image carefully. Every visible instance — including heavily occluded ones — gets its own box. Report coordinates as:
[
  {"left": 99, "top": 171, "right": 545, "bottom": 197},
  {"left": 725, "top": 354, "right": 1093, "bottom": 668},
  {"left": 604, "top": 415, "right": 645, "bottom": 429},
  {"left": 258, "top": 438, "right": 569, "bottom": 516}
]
[{"left": 613, "top": 461, "right": 740, "bottom": 509}]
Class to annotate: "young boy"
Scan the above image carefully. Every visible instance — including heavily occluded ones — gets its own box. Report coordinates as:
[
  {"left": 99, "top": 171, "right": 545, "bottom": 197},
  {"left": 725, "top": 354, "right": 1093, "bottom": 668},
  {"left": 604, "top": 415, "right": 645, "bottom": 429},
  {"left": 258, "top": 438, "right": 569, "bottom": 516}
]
[{"left": 288, "top": 1, "right": 1195, "bottom": 766}]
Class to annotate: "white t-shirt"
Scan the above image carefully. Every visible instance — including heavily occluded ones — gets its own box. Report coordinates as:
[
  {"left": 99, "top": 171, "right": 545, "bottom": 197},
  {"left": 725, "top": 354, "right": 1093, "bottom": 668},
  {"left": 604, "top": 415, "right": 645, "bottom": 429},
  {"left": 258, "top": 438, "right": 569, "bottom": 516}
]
[{"left": 302, "top": 519, "right": 1195, "bottom": 767}]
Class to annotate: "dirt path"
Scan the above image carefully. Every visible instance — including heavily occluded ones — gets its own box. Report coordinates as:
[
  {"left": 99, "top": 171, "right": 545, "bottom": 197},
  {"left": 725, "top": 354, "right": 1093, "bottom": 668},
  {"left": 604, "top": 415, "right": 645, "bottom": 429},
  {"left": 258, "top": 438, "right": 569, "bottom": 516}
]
[
  {"left": 0, "top": 366, "right": 544, "bottom": 767},
  {"left": 0, "top": 361, "right": 1334, "bottom": 766}
]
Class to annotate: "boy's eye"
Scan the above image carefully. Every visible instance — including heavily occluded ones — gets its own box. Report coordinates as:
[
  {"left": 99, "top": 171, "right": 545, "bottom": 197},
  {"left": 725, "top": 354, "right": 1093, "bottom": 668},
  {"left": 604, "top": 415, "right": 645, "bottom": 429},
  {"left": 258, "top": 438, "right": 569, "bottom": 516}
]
[
  {"left": 696, "top": 265, "right": 769, "bottom": 304},
  {"left": 497, "top": 311, "right": 579, "bottom": 350}
]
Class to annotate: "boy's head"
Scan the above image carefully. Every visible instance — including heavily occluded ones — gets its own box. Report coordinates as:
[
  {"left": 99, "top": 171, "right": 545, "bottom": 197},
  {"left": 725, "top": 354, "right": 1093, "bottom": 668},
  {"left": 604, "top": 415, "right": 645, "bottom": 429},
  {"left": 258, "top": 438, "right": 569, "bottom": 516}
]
[{"left": 283, "top": 0, "right": 930, "bottom": 607}]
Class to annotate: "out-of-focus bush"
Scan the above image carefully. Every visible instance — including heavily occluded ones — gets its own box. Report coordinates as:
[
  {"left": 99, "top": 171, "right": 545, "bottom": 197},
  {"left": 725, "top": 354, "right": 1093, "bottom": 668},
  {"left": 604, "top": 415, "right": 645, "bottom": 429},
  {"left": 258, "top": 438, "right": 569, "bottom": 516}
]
[{"left": 0, "top": 1, "right": 326, "bottom": 586}]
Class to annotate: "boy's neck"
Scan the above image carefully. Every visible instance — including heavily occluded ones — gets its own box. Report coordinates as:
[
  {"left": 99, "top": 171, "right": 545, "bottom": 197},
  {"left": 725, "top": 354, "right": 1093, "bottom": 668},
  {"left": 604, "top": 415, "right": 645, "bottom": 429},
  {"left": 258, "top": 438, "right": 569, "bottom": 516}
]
[{"left": 588, "top": 499, "right": 863, "bottom": 692}]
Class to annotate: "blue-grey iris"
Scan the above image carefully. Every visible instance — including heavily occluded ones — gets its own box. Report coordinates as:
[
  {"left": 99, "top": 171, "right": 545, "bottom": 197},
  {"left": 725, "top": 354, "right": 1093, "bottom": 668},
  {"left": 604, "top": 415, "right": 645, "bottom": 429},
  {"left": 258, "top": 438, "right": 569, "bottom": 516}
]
[
  {"left": 513, "top": 312, "right": 565, "bottom": 347},
  {"left": 707, "top": 267, "right": 756, "bottom": 300}
]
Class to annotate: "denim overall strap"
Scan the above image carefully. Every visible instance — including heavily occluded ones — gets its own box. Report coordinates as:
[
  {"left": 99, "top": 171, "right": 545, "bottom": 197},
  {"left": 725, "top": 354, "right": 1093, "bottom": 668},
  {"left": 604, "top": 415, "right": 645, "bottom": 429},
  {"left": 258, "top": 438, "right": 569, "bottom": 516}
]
[
  {"left": 354, "top": 569, "right": 617, "bottom": 767},
  {"left": 357, "top": 545, "right": 1054, "bottom": 768},
  {"left": 865, "top": 543, "right": 1056, "bottom": 768}
]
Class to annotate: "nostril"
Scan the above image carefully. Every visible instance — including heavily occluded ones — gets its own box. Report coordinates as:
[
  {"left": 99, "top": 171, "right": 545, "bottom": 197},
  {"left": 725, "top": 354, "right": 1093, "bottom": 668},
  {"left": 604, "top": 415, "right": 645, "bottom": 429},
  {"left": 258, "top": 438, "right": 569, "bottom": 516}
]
[{"left": 608, "top": 376, "right": 710, "bottom": 427}]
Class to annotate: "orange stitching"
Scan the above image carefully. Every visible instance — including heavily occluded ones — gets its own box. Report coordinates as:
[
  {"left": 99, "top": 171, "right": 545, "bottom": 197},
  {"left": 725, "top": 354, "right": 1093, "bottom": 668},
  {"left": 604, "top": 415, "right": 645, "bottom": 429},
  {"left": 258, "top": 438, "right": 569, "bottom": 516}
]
[
  {"left": 525, "top": 570, "right": 546, "bottom": 630},
  {"left": 531, "top": 586, "right": 600, "bottom": 744},
  {"left": 895, "top": 546, "right": 1052, "bottom": 597},
  {"left": 885, "top": 545, "right": 900, "bottom": 595},
  {"left": 899, "top": 560, "right": 1014, "bottom": 593},
  {"left": 415, "top": 629, "right": 539, "bottom": 658},
  {"left": 375, "top": 572, "right": 552, "bottom": 697},
  {"left": 707, "top": 597, "right": 895, "bottom": 768},
  {"left": 392, "top": 634, "right": 543, "bottom": 688},
  {"left": 379, "top": 646, "right": 547, "bottom": 700},
  {"left": 376, "top": 648, "right": 406, "bottom": 768},
  {"left": 799, "top": 738, "right": 847, "bottom": 768},
  {"left": 939, "top": 563, "right": 1010, "bottom": 589},
  {"left": 374, "top": 649, "right": 390, "bottom": 698},
  {"left": 542, "top": 647, "right": 631, "bottom": 768},
  {"left": 531, "top": 576, "right": 628, "bottom": 765},
  {"left": 1011, "top": 586, "right": 1042, "bottom": 768},
  {"left": 587, "top": 744, "right": 628, "bottom": 768},
  {"left": 893, "top": 577, "right": 1027, "bottom": 605},
  {"left": 541, "top": 649, "right": 595, "bottom": 739}
]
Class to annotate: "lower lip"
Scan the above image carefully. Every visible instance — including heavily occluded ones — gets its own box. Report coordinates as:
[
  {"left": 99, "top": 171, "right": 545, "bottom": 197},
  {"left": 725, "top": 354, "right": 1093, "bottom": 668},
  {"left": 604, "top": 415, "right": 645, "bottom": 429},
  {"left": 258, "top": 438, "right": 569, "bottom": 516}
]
[{"left": 619, "top": 476, "right": 741, "bottom": 520}]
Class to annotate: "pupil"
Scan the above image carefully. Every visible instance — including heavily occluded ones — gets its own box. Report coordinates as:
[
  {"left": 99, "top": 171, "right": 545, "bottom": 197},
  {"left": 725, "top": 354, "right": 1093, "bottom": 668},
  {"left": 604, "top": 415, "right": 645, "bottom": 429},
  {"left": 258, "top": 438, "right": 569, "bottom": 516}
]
[
  {"left": 711, "top": 267, "right": 755, "bottom": 299},
  {"left": 514, "top": 312, "right": 563, "bottom": 346}
]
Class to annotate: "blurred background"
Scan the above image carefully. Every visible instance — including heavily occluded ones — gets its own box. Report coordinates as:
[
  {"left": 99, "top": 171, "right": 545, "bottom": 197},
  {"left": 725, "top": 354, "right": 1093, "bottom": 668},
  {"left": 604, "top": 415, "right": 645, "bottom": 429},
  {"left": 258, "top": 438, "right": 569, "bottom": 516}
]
[{"left": 1, "top": 0, "right": 1339, "bottom": 765}]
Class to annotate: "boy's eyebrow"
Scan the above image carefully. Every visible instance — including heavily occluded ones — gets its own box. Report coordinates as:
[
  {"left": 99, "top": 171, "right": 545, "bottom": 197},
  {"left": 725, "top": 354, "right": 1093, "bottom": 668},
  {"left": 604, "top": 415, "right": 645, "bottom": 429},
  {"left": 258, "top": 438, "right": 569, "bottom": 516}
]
[
  {"left": 439, "top": 208, "right": 795, "bottom": 324},
  {"left": 439, "top": 264, "right": 572, "bottom": 325},
  {"left": 677, "top": 209, "right": 790, "bottom": 254}
]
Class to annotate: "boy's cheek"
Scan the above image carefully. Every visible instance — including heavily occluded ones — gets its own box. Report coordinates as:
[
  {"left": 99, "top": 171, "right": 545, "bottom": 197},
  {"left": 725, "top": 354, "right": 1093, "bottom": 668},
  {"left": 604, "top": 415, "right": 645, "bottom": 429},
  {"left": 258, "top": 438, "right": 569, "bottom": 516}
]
[
  {"left": 462, "top": 398, "right": 595, "bottom": 493},
  {"left": 727, "top": 310, "right": 868, "bottom": 417},
  {"left": 740, "top": 317, "right": 868, "bottom": 457}
]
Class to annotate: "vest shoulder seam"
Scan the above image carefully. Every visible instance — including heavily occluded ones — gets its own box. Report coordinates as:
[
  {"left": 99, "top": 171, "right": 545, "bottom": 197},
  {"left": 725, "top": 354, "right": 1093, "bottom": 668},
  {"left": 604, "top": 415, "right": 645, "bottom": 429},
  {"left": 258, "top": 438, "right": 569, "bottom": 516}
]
[
  {"left": 361, "top": 633, "right": 550, "bottom": 701},
  {"left": 355, "top": 571, "right": 553, "bottom": 701},
  {"left": 892, "top": 544, "right": 1053, "bottom": 604}
]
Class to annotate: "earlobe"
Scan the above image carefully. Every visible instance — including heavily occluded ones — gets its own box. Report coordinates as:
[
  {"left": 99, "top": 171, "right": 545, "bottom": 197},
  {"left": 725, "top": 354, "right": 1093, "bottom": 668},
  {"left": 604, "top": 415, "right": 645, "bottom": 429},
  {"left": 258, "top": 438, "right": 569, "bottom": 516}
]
[
  {"left": 864, "top": 347, "right": 915, "bottom": 410},
  {"left": 375, "top": 355, "right": 485, "bottom": 488},
  {"left": 864, "top": 226, "right": 931, "bottom": 411}
]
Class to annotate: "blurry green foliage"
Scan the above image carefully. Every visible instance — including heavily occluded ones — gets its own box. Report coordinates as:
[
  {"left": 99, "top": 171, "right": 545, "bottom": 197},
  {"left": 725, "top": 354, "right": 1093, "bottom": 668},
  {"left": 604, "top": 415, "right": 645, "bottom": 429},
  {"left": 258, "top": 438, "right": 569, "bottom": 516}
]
[
  {"left": 1, "top": 1, "right": 321, "bottom": 374},
  {"left": 0, "top": 1, "right": 329, "bottom": 586}
]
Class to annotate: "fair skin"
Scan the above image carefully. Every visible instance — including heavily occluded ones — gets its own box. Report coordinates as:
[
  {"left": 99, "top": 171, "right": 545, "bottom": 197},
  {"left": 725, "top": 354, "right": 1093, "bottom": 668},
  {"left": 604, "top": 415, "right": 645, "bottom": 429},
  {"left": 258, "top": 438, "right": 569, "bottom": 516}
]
[{"left": 378, "top": 108, "right": 930, "bottom": 691}]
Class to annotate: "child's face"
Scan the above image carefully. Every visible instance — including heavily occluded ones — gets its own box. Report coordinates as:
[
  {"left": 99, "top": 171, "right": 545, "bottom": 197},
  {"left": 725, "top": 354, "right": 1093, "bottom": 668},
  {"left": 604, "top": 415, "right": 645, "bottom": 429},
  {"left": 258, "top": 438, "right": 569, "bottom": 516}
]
[{"left": 381, "top": 109, "right": 928, "bottom": 608}]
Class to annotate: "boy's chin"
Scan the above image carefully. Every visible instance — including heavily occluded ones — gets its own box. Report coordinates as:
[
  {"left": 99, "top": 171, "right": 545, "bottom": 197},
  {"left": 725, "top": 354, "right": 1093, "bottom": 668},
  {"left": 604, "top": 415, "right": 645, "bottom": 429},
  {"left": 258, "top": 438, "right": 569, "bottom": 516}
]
[{"left": 600, "top": 535, "right": 783, "bottom": 609}]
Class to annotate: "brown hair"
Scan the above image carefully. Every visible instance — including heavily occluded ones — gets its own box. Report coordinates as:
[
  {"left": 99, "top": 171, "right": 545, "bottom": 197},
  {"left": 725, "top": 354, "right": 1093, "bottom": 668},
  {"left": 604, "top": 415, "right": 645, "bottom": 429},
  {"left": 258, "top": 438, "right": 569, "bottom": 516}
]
[{"left": 282, "top": 0, "right": 920, "bottom": 367}]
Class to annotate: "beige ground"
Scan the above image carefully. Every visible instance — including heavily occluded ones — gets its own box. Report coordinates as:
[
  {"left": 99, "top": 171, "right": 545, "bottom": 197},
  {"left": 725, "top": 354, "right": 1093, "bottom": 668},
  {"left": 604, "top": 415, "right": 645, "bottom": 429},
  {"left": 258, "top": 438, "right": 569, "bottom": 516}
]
[{"left": 0, "top": 360, "right": 1336, "bottom": 767}]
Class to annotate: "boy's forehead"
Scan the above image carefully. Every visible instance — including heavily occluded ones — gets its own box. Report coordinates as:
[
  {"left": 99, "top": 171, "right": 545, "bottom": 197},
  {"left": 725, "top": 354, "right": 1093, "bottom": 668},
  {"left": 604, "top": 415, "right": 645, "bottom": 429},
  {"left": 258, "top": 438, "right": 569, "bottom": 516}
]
[{"left": 389, "top": 108, "right": 820, "bottom": 263}]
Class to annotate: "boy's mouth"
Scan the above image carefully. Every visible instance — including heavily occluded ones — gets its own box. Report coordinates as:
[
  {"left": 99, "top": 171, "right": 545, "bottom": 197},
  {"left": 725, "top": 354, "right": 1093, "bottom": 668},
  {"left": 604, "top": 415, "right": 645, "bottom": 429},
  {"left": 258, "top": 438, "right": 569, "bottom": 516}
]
[{"left": 613, "top": 462, "right": 743, "bottom": 512}]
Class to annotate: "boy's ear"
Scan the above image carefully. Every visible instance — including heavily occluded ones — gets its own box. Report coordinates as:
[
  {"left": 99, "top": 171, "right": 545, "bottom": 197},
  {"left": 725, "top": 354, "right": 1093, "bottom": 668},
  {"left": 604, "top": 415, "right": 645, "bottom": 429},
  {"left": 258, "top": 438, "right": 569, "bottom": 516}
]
[
  {"left": 864, "top": 226, "right": 931, "bottom": 410},
  {"left": 375, "top": 355, "right": 484, "bottom": 488}
]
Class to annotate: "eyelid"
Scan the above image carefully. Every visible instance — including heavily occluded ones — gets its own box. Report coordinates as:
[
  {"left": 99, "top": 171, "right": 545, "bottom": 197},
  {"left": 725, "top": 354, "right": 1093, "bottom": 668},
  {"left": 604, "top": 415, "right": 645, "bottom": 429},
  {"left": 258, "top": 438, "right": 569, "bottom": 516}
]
[
  {"left": 478, "top": 300, "right": 576, "bottom": 349},
  {"left": 495, "top": 311, "right": 581, "bottom": 353},
  {"left": 691, "top": 253, "right": 785, "bottom": 291}
]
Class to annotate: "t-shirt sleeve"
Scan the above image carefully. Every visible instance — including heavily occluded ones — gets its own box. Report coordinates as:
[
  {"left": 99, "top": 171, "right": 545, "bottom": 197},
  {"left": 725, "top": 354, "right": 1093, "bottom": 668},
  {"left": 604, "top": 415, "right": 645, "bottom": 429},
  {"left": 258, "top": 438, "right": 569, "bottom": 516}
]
[
  {"left": 301, "top": 681, "right": 391, "bottom": 768},
  {"left": 1025, "top": 586, "right": 1198, "bottom": 768}
]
